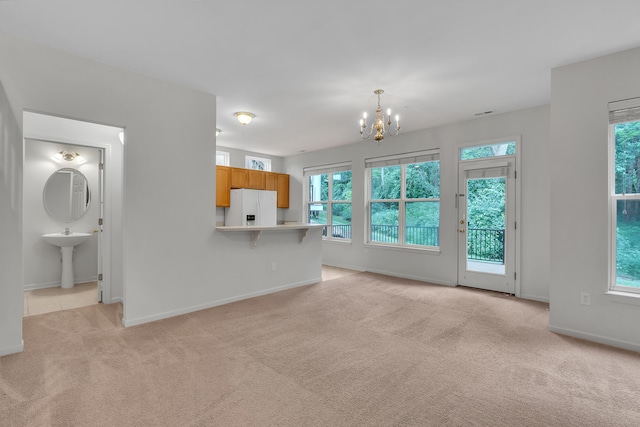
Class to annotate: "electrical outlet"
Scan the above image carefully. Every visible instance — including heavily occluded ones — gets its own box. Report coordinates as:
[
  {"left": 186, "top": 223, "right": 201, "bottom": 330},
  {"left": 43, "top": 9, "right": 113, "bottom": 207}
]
[
  {"left": 271, "top": 262, "right": 276, "bottom": 271},
  {"left": 580, "top": 292, "right": 591, "bottom": 306}
]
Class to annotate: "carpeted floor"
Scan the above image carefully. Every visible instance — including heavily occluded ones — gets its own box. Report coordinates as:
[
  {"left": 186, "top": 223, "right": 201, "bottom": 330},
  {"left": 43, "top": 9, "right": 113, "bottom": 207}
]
[{"left": 2, "top": 272, "right": 640, "bottom": 426}]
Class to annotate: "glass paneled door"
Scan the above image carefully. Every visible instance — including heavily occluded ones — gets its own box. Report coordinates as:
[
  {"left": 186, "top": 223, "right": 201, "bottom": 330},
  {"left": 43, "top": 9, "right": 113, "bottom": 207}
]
[{"left": 458, "top": 158, "right": 516, "bottom": 294}]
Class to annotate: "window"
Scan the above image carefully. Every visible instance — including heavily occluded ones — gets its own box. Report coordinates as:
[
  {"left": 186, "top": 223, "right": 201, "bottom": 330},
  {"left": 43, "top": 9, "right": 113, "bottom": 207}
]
[
  {"left": 304, "top": 163, "right": 352, "bottom": 240},
  {"left": 609, "top": 99, "right": 640, "bottom": 293},
  {"left": 216, "top": 151, "right": 229, "bottom": 166},
  {"left": 460, "top": 141, "right": 516, "bottom": 160},
  {"left": 245, "top": 156, "right": 271, "bottom": 171},
  {"left": 366, "top": 151, "right": 440, "bottom": 248}
]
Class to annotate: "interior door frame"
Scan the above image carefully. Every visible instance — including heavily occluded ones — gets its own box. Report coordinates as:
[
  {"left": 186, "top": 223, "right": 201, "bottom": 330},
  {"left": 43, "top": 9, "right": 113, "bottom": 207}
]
[{"left": 457, "top": 136, "right": 522, "bottom": 297}]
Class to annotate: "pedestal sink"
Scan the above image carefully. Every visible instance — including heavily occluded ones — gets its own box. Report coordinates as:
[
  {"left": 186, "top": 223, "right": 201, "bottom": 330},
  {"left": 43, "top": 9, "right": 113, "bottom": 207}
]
[{"left": 42, "top": 231, "right": 92, "bottom": 289}]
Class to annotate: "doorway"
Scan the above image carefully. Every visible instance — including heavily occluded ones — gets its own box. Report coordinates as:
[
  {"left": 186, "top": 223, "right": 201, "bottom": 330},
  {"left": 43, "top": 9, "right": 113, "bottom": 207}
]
[
  {"left": 458, "top": 156, "right": 517, "bottom": 294},
  {"left": 22, "top": 111, "right": 123, "bottom": 308}
]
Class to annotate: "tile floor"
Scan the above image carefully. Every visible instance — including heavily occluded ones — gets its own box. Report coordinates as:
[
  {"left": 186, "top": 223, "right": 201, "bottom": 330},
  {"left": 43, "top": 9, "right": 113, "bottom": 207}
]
[
  {"left": 24, "top": 282, "right": 98, "bottom": 317},
  {"left": 321, "top": 265, "right": 359, "bottom": 281}
]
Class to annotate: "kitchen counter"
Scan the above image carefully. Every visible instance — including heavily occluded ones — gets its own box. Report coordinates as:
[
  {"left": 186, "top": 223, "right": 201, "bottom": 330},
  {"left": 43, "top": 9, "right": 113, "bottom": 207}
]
[{"left": 215, "top": 223, "right": 324, "bottom": 247}]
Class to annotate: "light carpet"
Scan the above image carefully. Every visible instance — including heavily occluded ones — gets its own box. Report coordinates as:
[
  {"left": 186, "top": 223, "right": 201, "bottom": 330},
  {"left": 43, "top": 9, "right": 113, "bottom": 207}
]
[{"left": 2, "top": 272, "right": 640, "bottom": 426}]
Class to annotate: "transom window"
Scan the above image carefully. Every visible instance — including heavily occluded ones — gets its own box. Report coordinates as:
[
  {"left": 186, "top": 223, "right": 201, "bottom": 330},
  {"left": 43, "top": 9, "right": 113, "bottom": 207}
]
[
  {"left": 460, "top": 141, "right": 516, "bottom": 160},
  {"left": 245, "top": 156, "right": 271, "bottom": 171},
  {"left": 366, "top": 151, "right": 440, "bottom": 248},
  {"left": 304, "top": 163, "right": 352, "bottom": 240},
  {"left": 216, "top": 151, "right": 230, "bottom": 166},
  {"left": 609, "top": 98, "right": 640, "bottom": 294}
]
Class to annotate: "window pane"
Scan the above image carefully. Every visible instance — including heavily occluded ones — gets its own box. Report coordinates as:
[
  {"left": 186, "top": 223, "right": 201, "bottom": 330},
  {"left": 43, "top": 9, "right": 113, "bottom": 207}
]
[
  {"left": 331, "top": 203, "right": 352, "bottom": 239},
  {"left": 616, "top": 199, "right": 640, "bottom": 288},
  {"left": 405, "top": 202, "right": 439, "bottom": 246},
  {"left": 614, "top": 121, "right": 640, "bottom": 195},
  {"left": 460, "top": 142, "right": 516, "bottom": 160},
  {"left": 309, "top": 203, "right": 327, "bottom": 224},
  {"left": 332, "top": 171, "right": 352, "bottom": 201},
  {"left": 371, "top": 166, "right": 401, "bottom": 199},
  {"left": 406, "top": 161, "right": 440, "bottom": 198},
  {"left": 308, "top": 174, "right": 328, "bottom": 202},
  {"left": 370, "top": 202, "right": 399, "bottom": 243}
]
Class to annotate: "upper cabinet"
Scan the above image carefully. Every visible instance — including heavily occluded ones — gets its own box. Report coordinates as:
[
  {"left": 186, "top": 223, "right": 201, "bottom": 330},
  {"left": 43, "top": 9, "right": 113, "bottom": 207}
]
[
  {"left": 230, "top": 167, "right": 249, "bottom": 188},
  {"left": 216, "top": 166, "right": 231, "bottom": 207},
  {"left": 217, "top": 167, "right": 289, "bottom": 208},
  {"left": 248, "top": 170, "right": 266, "bottom": 189}
]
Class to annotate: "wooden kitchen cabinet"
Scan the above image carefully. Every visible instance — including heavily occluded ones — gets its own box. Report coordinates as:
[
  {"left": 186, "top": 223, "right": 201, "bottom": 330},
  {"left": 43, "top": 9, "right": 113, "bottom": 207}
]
[
  {"left": 216, "top": 166, "right": 231, "bottom": 207},
  {"left": 265, "top": 172, "right": 277, "bottom": 191},
  {"left": 248, "top": 170, "right": 266, "bottom": 189},
  {"left": 230, "top": 167, "right": 249, "bottom": 188},
  {"left": 217, "top": 167, "right": 290, "bottom": 208},
  {"left": 276, "top": 173, "right": 290, "bottom": 208}
]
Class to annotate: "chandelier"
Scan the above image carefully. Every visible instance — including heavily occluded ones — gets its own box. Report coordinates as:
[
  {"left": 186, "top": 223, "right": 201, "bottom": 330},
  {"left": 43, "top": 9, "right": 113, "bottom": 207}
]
[{"left": 359, "top": 89, "right": 400, "bottom": 142}]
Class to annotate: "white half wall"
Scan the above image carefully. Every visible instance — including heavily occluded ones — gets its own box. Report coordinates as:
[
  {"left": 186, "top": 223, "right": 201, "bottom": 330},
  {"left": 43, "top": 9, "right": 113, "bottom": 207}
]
[
  {"left": 0, "top": 32, "right": 323, "bottom": 345},
  {"left": 549, "top": 47, "right": 640, "bottom": 351},
  {"left": 0, "top": 79, "right": 23, "bottom": 356},
  {"left": 284, "top": 105, "right": 551, "bottom": 302}
]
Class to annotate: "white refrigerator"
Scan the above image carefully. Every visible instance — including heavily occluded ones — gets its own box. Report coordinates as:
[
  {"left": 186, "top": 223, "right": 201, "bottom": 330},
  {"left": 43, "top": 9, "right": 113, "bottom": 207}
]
[{"left": 224, "top": 189, "right": 277, "bottom": 226}]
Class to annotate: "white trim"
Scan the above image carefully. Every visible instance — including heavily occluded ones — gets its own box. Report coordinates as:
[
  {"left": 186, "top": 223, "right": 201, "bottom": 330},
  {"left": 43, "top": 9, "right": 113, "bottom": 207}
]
[
  {"left": 548, "top": 324, "right": 640, "bottom": 353},
  {"left": 0, "top": 340, "right": 24, "bottom": 357},
  {"left": 23, "top": 275, "right": 98, "bottom": 291},
  {"left": 456, "top": 135, "right": 521, "bottom": 297},
  {"left": 122, "top": 277, "right": 320, "bottom": 327},
  {"left": 364, "top": 242, "right": 441, "bottom": 255},
  {"left": 604, "top": 290, "right": 640, "bottom": 306}
]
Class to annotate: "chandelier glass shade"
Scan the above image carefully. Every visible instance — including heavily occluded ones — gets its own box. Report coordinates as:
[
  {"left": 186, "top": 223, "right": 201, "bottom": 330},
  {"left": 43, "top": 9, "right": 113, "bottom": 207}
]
[{"left": 359, "top": 89, "right": 400, "bottom": 142}]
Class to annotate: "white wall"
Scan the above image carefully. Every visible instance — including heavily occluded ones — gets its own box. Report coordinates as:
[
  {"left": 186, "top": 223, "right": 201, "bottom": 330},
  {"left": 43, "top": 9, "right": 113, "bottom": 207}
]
[
  {"left": 284, "top": 105, "right": 551, "bottom": 302},
  {"left": 0, "top": 32, "right": 322, "bottom": 348},
  {"left": 0, "top": 79, "right": 23, "bottom": 356},
  {"left": 23, "top": 139, "right": 100, "bottom": 289},
  {"left": 217, "top": 144, "right": 283, "bottom": 170},
  {"left": 549, "top": 47, "right": 640, "bottom": 351}
]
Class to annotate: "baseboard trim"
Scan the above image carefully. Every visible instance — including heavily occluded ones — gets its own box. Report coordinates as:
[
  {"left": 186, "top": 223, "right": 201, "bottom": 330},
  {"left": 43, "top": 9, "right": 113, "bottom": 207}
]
[
  {"left": 364, "top": 268, "right": 456, "bottom": 287},
  {"left": 520, "top": 293, "right": 550, "bottom": 303},
  {"left": 0, "top": 340, "right": 24, "bottom": 357},
  {"left": 548, "top": 324, "right": 640, "bottom": 353},
  {"left": 122, "top": 277, "right": 321, "bottom": 327},
  {"left": 24, "top": 276, "right": 98, "bottom": 291}
]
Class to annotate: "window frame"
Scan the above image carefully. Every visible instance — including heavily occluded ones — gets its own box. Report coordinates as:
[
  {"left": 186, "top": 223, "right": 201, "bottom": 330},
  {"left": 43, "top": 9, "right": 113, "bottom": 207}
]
[
  {"left": 608, "top": 98, "right": 640, "bottom": 295},
  {"left": 365, "top": 150, "right": 440, "bottom": 251},
  {"left": 216, "top": 151, "right": 230, "bottom": 166},
  {"left": 304, "top": 163, "right": 352, "bottom": 242}
]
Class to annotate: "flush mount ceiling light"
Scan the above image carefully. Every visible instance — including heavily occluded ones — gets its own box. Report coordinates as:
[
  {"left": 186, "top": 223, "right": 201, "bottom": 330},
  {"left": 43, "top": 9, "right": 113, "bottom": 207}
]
[
  {"left": 216, "top": 128, "right": 222, "bottom": 136},
  {"left": 359, "top": 89, "right": 400, "bottom": 142},
  {"left": 234, "top": 111, "right": 255, "bottom": 125}
]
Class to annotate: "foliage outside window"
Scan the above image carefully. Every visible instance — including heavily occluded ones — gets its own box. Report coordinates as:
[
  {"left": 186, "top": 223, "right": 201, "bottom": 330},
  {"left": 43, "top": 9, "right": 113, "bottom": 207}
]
[
  {"left": 460, "top": 141, "right": 516, "bottom": 160},
  {"left": 367, "top": 152, "right": 440, "bottom": 248},
  {"left": 609, "top": 99, "right": 640, "bottom": 293},
  {"left": 245, "top": 156, "right": 271, "bottom": 171},
  {"left": 216, "top": 151, "right": 230, "bottom": 166},
  {"left": 306, "top": 165, "right": 352, "bottom": 240}
]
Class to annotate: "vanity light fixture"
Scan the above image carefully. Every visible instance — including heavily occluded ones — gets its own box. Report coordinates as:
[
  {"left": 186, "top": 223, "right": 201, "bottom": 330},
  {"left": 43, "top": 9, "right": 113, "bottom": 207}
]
[
  {"left": 52, "top": 150, "right": 86, "bottom": 165},
  {"left": 234, "top": 111, "right": 255, "bottom": 125}
]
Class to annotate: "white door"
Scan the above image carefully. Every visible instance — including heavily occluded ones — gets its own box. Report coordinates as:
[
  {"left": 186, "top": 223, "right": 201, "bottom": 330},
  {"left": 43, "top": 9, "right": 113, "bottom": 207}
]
[
  {"left": 97, "top": 149, "right": 104, "bottom": 303},
  {"left": 458, "top": 158, "right": 516, "bottom": 293}
]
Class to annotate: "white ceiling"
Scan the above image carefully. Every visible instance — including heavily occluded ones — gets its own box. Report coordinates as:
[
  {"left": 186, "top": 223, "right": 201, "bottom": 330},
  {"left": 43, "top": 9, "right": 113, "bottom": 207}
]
[{"left": 3, "top": 0, "right": 640, "bottom": 157}]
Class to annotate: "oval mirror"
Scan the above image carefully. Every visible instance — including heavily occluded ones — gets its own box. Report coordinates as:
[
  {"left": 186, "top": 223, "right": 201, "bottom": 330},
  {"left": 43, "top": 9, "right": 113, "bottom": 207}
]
[{"left": 43, "top": 168, "right": 91, "bottom": 223}]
